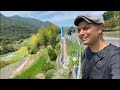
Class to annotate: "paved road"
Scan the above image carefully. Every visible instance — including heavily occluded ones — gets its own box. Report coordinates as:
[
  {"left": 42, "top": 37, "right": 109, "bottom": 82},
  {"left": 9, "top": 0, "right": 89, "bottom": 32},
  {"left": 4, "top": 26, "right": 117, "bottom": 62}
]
[
  {"left": 69, "top": 33, "right": 120, "bottom": 47},
  {"left": 103, "top": 37, "right": 120, "bottom": 47}
]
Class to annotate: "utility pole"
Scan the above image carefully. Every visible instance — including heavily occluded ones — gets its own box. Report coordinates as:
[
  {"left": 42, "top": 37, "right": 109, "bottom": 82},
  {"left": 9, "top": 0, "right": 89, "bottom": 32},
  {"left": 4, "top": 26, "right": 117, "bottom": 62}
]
[{"left": 61, "top": 26, "right": 67, "bottom": 64}]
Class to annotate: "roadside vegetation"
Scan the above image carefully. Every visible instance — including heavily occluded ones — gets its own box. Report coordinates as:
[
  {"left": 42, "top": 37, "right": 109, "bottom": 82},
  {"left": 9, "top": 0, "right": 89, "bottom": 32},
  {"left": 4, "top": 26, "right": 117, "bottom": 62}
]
[
  {"left": 67, "top": 40, "right": 85, "bottom": 67},
  {"left": 103, "top": 11, "right": 120, "bottom": 31},
  {"left": 0, "top": 46, "right": 29, "bottom": 69}
]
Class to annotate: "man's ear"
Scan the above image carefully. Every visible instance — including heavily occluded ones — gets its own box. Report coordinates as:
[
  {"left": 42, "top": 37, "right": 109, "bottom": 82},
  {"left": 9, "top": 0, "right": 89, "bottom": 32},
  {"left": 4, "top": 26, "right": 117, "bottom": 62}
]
[{"left": 98, "top": 24, "right": 103, "bottom": 34}]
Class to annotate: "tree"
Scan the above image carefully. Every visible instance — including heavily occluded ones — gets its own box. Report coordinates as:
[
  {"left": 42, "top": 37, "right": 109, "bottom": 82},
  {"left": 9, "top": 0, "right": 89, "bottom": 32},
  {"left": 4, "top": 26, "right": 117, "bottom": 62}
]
[
  {"left": 102, "top": 11, "right": 120, "bottom": 30},
  {"left": 38, "top": 27, "right": 49, "bottom": 47},
  {"left": 103, "top": 11, "right": 120, "bottom": 20},
  {"left": 29, "top": 34, "right": 39, "bottom": 54}
]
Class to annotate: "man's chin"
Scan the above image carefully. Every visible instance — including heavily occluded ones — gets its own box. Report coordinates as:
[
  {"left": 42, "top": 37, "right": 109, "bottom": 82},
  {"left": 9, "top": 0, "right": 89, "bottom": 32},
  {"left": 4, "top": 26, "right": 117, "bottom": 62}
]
[{"left": 82, "top": 41, "right": 89, "bottom": 45}]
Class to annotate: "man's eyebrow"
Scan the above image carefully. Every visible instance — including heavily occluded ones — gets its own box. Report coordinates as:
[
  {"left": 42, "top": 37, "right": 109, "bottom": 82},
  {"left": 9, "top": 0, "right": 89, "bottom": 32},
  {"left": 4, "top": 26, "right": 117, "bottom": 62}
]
[{"left": 78, "top": 25, "right": 85, "bottom": 29}]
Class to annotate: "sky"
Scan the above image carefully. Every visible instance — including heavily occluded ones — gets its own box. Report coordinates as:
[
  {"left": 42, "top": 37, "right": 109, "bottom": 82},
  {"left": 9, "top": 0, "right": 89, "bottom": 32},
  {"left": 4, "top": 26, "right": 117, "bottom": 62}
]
[{"left": 1, "top": 11, "right": 106, "bottom": 27}]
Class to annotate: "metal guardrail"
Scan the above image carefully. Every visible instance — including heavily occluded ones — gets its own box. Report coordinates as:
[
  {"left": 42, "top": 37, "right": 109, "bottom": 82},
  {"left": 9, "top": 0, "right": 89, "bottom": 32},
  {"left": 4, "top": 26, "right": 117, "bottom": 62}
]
[
  {"left": 56, "top": 33, "right": 85, "bottom": 79},
  {"left": 66, "top": 34, "right": 84, "bottom": 79}
]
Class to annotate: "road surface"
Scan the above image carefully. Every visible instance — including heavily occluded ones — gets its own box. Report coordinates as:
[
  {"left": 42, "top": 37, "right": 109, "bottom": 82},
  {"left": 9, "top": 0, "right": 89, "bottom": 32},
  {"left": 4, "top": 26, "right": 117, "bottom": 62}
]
[
  {"left": 103, "top": 37, "right": 120, "bottom": 47},
  {"left": 69, "top": 33, "right": 120, "bottom": 47}
]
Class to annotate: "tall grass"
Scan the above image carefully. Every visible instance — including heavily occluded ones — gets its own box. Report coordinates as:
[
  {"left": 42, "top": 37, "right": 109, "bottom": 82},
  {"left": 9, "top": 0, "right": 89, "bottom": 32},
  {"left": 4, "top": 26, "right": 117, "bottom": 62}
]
[
  {"left": 14, "top": 46, "right": 28, "bottom": 56},
  {"left": 67, "top": 40, "right": 85, "bottom": 67}
]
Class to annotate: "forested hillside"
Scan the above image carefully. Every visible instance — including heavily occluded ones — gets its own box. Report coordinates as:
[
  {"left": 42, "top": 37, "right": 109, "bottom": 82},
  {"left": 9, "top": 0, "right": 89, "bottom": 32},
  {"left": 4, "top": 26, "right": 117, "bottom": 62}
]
[{"left": 0, "top": 13, "right": 55, "bottom": 46}]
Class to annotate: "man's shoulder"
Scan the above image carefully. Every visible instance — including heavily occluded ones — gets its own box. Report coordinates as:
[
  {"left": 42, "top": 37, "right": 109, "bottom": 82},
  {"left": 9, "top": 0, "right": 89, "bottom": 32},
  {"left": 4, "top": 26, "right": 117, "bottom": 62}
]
[
  {"left": 101, "top": 44, "right": 119, "bottom": 54},
  {"left": 108, "top": 44, "right": 120, "bottom": 55},
  {"left": 101, "top": 44, "right": 120, "bottom": 63}
]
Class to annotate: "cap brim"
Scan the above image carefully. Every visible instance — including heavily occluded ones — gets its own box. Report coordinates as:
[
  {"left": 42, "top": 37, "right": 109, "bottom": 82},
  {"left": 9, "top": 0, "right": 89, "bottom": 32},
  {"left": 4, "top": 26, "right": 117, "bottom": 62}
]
[{"left": 74, "top": 16, "right": 93, "bottom": 26}]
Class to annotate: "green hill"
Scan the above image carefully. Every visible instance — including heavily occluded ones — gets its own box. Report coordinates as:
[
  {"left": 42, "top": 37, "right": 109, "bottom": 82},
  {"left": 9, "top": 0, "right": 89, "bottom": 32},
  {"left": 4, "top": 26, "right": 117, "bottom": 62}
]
[{"left": 0, "top": 13, "right": 55, "bottom": 46}]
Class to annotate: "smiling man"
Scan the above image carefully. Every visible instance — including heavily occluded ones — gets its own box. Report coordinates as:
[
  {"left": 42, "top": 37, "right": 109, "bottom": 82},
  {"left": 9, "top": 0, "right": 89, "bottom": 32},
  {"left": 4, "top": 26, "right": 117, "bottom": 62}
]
[{"left": 74, "top": 14, "right": 120, "bottom": 79}]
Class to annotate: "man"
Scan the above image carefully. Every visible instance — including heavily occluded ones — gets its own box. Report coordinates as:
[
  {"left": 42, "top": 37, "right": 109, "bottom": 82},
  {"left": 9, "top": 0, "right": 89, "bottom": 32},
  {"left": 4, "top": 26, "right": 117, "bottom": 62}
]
[{"left": 74, "top": 14, "right": 120, "bottom": 79}]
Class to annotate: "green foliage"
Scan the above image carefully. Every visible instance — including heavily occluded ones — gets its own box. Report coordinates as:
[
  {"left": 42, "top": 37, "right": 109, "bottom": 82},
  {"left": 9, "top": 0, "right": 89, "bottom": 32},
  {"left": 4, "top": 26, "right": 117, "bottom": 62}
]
[
  {"left": 38, "top": 27, "right": 49, "bottom": 47},
  {"left": 44, "top": 69, "right": 55, "bottom": 79},
  {"left": 47, "top": 47, "right": 57, "bottom": 61},
  {"left": 29, "top": 34, "right": 39, "bottom": 54},
  {"left": 0, "top": 45, "right": 16, "bottom": 55},
  {"left": 30, "top": 34, "right": 39, "bottom": 47},
  {"left": 14, "top": 46, "right": 28, "bottom": 55},
  {"left": 47, "top": 25, "right": 60, "bottom": 48},
  {"left": 50, "top": 34, "right": 58, "bottom": 48},
  {"left": 37, "top": 25, "right": 60, "bottom": 48},
  {"left": 103, "top": 11, "right": 120, "bottom": 20},
  {"left": 67, "top": 40, "right": 85, "bottom": 67},
  {"left": 0, "top": 13, "right": 56, "bottom": 48},
  {"left": 0, "top": 55, "right": 26, "bottom": 69},
  {"left": 14, "top": 55, "right": 47, "bottom": 79},
  {"left": 104, "top": 18, "right": 119, "bottom": 30},
  {"left": 0, "top": 38, "right": 30, "bottom": 55},
  {"left": 102, "top": 11, "right": 120, "bottom": 30},
  {"left": 113, "top": 26, "right": 120, "bottom": 31},
  {"left": 29, "top": 47, "right": 38, "bottom": 54},
  {"left": 0, "top": 46, "right": 29, "bottom": 68},
  {"left": 0, "top": 61, "right": 8, "bottom": 68},
  {"left": 0, "top": 24, "right": 35, "bottom": 46},
  {"left": 14, "top": 48, "right": 56, "bottom": 79},
  {"left": 42, "top": 62, "right": 55, "bottom": 73},
  {"left": 55, "top": 42, "right": 60, "bottom": 56}
]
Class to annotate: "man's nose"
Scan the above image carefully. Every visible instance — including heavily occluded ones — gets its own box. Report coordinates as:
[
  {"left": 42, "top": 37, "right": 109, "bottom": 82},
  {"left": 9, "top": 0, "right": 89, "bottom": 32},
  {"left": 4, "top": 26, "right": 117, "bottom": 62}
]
[{"left": 79, "top": 29, "right": 85, "bottom": 35}]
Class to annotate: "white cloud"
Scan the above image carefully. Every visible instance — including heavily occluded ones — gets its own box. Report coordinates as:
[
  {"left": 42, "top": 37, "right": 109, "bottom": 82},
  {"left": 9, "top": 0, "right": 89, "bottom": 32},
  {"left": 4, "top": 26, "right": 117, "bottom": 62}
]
[
  {"left": 1, "top": 11, "right": 31, "bottom": 17},
  {"left": 38, "top": 11, "right": 56, "bottom": 16},
  {"left": 38, "top": 11, "right": 105, "bottom": 22}
]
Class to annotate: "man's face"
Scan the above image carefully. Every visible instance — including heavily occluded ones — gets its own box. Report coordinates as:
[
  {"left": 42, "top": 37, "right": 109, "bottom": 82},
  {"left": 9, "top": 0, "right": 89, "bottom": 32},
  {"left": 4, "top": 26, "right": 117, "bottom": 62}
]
[{"left": 77, "top": 20, "right": 102, "bottom": 46}]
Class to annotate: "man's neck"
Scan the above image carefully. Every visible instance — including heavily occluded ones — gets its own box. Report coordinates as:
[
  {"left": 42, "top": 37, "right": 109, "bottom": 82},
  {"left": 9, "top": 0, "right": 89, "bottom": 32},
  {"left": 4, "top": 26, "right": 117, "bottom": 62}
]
[{"left": 89, "top": 39, "right": 110, "bottom": 53}]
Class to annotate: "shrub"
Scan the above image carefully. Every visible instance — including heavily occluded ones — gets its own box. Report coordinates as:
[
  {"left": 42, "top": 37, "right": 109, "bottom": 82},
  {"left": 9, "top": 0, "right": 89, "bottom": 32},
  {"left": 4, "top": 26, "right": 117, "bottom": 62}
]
[
  {"left": 113, "top": 26, "right": 120, "bottom": 31},
  {"left": 50, "top": 34, "right": 57, "bottom": 49},
  {"left": 47, "top": 47, "right": 57, "bottom": 61},
  {"left": 0, "top": 61, "right": 8, "bottom": 68},
  {"left": 29, "top": 46, "right": 38, "bottom": 54},
  {"left": 42, "top": 61, "right": 55, "bottom": 72},
  {"left": 15, "top": 46, "right": 28, "bottom": 55},
  {"left": 55, "top": 42, "right": 60, "bottom": 56},
  {"left": 45, "top": 69, "right": 55, "bottom": 79}
]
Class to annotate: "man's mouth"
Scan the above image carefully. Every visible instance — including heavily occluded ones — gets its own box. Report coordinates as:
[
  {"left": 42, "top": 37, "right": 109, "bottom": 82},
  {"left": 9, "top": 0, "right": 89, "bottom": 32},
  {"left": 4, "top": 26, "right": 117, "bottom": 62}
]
[
  {"left": 80, "top": 36, "right": 88, "bottom": 41},
  {"left": 81, "top": 38, "right": 86, "bottom": 41}
]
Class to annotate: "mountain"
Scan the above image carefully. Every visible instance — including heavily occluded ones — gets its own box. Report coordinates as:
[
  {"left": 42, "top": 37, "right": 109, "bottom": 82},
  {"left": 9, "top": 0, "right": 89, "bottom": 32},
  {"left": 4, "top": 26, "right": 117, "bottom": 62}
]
[
  {"left": 9, "top": 15, "right": 45, "bottom": 27},
  {"left": 0, "top": 13, "right": 56, "bottom": 46}
]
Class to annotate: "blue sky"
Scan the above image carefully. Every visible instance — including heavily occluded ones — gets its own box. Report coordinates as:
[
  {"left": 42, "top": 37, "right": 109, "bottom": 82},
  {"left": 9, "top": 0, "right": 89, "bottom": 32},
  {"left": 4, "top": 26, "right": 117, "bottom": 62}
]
[{"left": 1, "top": 11, "right": 106, "bottom": 27}]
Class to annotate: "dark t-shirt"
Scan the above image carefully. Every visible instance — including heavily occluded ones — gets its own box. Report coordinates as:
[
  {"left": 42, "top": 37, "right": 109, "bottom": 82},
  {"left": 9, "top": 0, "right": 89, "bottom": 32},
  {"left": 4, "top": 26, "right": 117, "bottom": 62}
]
[{"left": 81, "top": 44, "right": 120, "bottom": 79}]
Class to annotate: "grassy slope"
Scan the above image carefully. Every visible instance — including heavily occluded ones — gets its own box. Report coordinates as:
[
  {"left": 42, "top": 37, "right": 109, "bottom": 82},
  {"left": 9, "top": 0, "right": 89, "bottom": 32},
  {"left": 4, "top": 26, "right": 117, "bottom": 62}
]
[{"left": 14, "top": 48, "right": 55, "bottom": 79}]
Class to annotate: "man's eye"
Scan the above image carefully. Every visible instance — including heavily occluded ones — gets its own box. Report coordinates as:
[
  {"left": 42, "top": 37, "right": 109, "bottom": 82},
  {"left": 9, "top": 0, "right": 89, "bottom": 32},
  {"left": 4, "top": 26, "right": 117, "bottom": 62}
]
[
  {"left": 78, "top": 29, "right": 81, "bottom": 32},
  {"left": 83, "top": 26, "right": 90, "bottom": 30}
]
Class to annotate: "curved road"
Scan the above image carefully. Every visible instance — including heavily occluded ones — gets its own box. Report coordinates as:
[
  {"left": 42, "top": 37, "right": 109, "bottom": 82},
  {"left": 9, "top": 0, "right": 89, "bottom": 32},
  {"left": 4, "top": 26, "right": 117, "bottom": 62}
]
[{"left": 103, "top": 37, "right": 120, "bottom": 47}]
